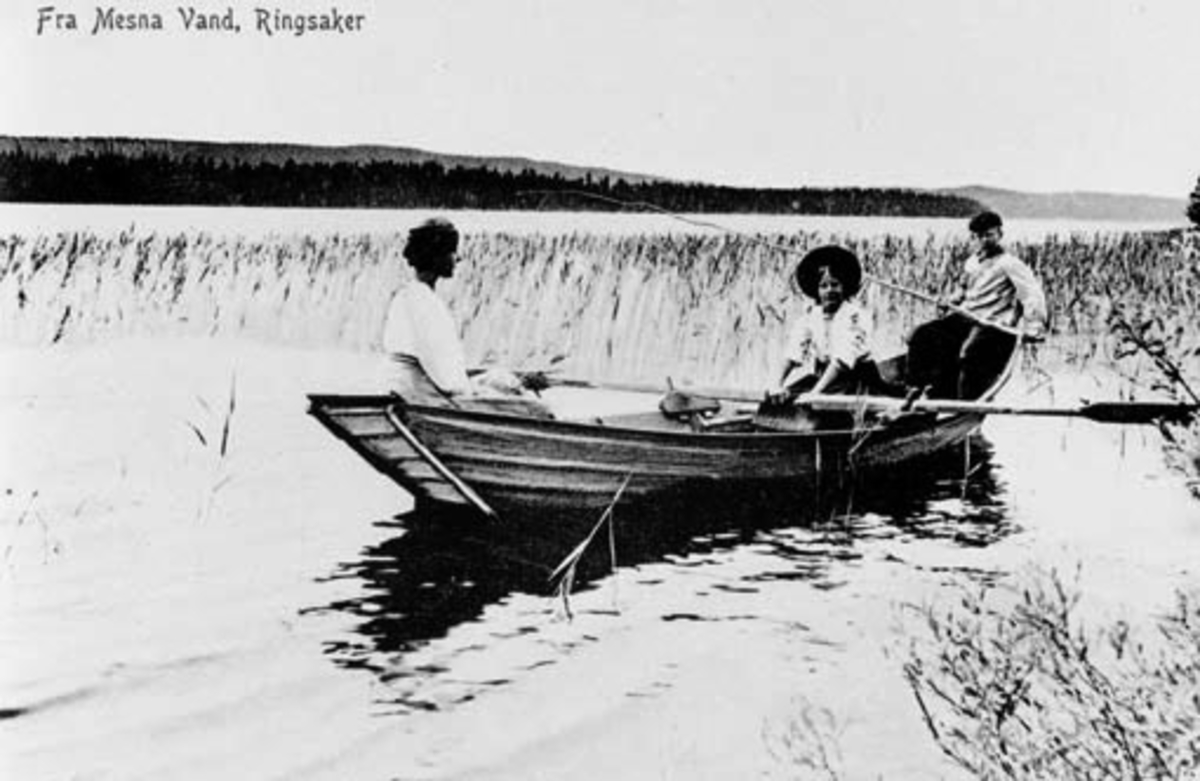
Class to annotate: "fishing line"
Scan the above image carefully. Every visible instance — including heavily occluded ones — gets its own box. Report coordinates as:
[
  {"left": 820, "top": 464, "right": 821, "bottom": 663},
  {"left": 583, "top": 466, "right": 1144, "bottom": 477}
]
[
  {"left": 518, "top": 189, "right": 944, "bottom": 304},
  {"left": 516, "top": 188, "right": 1023, "bottom": 337}
]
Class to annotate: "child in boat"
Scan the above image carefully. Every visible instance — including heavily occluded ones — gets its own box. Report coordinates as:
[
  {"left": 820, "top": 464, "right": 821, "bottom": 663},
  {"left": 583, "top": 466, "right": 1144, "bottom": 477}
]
[
  {"left": 769, "top": 245, "right": 888, "bottom": 403},
  {"left": 905, "top": 211, "right": 1048, "bottom": 400},
  {"left": 382, "top": 218, "right": 550, "bottom": 416}
]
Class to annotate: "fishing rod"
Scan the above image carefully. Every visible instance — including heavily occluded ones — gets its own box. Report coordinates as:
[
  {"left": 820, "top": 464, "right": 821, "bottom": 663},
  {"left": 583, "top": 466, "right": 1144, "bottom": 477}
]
[{"left": 517, "top": 188, "right": 1027, "bottom": 339}]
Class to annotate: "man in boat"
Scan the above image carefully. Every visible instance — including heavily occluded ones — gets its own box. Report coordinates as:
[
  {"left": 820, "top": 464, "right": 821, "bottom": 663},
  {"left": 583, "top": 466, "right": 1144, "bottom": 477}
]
[
  {"left": 767, "top": 244, "right": 891, "bottom": 405},
  {"left": 382, "top": 218, "right": 550, "bottom": 416},
  {"left": 905, "top": 210, "right": 1048, "bottom": 400}
]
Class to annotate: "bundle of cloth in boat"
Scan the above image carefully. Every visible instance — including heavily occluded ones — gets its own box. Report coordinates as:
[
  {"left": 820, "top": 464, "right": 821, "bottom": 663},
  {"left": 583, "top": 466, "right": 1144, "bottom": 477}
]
[{"left": 389, "top": 355, "right": 553, "bottom": 417}]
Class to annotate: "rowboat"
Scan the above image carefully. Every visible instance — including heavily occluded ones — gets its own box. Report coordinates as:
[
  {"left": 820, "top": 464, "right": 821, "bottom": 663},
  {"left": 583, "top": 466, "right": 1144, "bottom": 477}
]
[{"left": 307, "top": 350, "right": 1018, "bottom": 521}]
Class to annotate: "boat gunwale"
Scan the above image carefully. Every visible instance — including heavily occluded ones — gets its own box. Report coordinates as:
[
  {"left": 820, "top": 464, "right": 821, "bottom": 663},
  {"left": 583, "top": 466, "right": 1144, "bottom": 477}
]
[
  {"left": 308, "top": 392, "right": 990, "bottom": 442},
  {"left": 308, "top": 340, "right": 1019, "bottom": 447},
  {"left": 305, "top": 391, "right": 1003, "bottom": 455}
]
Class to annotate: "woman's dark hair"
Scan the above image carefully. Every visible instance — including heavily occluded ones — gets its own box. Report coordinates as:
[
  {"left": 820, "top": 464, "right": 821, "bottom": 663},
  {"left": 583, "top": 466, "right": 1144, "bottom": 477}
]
[
  {"left": 403, "top": 218, "right": 459, "bottom": 271},
  {"left": 968, "top": 211, "right": 1003, "bottom": 235}
]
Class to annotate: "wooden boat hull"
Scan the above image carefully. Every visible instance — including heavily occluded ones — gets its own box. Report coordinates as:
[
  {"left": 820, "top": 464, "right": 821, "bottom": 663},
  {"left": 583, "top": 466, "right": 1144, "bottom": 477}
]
[
  {"left": 307, "top": 393, "right": 986, "bottom": 518},
  {"left": 309, "top": 346, "right": 1017, "bottom": 520}
]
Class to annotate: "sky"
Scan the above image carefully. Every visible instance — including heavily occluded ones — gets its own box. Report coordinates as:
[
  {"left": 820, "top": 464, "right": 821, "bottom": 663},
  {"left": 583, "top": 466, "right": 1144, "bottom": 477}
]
[{"left": 1, "top": 0, "right": 1197, "bottom": 197}]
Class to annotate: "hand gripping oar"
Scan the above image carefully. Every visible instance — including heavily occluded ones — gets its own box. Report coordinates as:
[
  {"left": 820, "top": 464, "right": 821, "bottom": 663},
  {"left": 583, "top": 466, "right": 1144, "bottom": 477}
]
[{"left": 798, "top": 393, "right": 1199, "bottom": 425}]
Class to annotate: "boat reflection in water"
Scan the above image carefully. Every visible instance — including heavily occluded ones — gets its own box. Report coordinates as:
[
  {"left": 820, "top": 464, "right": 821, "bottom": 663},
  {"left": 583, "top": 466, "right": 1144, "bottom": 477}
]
[{"left": 312, "top": 433, "right": 1015, "bottom": 713}]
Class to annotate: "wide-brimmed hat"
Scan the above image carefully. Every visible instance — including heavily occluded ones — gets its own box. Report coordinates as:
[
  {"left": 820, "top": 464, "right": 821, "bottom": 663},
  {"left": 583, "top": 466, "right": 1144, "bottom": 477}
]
[{"left": 793, "top": 245, "right": 862, "bottom": 300}]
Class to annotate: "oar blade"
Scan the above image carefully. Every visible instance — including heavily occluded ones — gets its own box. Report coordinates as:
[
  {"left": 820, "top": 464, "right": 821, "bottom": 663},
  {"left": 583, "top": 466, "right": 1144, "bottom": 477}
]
[{"left": 1081, "top": 401, "right": 1199, "bottom": 425}]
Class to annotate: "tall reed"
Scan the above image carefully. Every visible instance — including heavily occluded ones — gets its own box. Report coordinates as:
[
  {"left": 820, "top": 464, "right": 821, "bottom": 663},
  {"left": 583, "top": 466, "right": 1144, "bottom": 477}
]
[{"left": 2, "top": 227, "right": 1196, "bottom": 388}]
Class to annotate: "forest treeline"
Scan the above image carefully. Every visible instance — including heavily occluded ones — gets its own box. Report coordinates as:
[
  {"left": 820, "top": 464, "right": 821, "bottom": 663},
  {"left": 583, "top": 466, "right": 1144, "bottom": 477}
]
[{"left": 0, "top": 149, "right": 986, "bottom": 217}]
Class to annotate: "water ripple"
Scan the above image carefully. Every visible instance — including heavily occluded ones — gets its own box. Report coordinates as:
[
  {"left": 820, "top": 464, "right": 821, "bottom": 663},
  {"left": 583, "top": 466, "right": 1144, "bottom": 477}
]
[{"left": 302, "top": 433, "right": 1016, "bottom": 715}]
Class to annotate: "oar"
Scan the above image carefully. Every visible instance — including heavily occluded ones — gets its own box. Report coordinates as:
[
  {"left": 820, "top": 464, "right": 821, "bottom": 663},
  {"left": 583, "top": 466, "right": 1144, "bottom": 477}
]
[
  {"left": 491, "top": 372, "right": 1198, "bottom": 425},
  {"left": 864, "top": 277, "right": 1028, "bottom": 339},
  {"left": 799, "top": 392, "right": 1199, "bottom": 425},
  {"left": 384, "top": 404, "right": 500, "bottom": 520},
  {"left": 498, "top": 372, "right": 1197, "bottom": 425}
]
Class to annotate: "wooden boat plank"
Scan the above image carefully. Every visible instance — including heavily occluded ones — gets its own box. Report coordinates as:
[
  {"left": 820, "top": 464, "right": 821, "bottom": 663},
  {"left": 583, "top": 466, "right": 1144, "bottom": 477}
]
[
  {"left": 417, "top": 481, "right": 471, "bottom": 505},
  {"left": 441, "top": 451, "right": 821, "bottom": 483},
  {"left": 326, "top": 414, "right": 397, "bottom": 439},
  {"left": 406, "top": 411, "right": 825, "bottom": 460},
  {"left": 443, "top": 462, "right": 689, "bottom": 494},
  {"left": 414, "top": 426, "right": 828, "bottom": 483}
]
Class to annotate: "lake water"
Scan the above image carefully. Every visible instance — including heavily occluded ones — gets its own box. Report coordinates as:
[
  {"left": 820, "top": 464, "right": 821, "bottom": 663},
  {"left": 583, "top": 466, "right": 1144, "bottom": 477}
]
[
  {"left": 0, "top": 202, "right": 1184, "bottom": 240},
  {"left": 0, "top": 205, "right": 1197, "bottom": 779},
  {"left": 1, "top": 338, "right": 1196, "bottom": 780}
]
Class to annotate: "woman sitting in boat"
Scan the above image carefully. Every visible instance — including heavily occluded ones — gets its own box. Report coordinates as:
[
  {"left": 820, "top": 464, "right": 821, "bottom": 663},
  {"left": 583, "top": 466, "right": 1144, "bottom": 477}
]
[
  {"left": 767, "top": 244, "right": 890, "bottom": 404},
  {"left": 383, "top": 218, "right": 551, "bottom": 417}
]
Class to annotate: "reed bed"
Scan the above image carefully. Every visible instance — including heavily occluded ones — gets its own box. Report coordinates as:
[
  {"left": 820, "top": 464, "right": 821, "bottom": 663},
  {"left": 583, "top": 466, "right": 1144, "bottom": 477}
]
[
  {"left": 1, "top": 226, "right": 1197, "bottom": 388},
  {"left": 902, "top": 568, "right": 1200, "bottom": 779},
  {"left": 0, "top": 229, "right": 403, "bottom": 349}
]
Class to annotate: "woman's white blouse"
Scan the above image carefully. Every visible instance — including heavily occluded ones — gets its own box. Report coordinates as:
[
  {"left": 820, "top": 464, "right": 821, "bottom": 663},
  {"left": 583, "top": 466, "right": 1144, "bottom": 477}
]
[
  {"left": 785, "top": 300, "right": 873, "bottom": 369},
  {"left": 382, "top": 282, "right": 471, "bottom": 394}
]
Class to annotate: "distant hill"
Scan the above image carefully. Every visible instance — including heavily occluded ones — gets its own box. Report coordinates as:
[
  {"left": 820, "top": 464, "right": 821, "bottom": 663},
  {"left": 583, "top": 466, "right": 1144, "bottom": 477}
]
[
  {"left": 942, "top": 185, "right": 1187, "bottom": 223},
  {"left": 0, "top": 136, "right": 986, "bottom": 217},
  {"left": 0, "top": 136, "right": 664, "bottom": 186},
  {"left": 4, "top": 136, "right": 1184, "bottom": 221}
]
